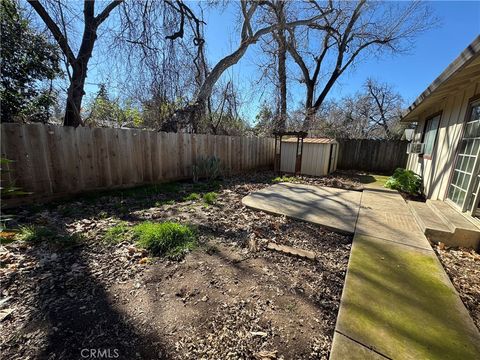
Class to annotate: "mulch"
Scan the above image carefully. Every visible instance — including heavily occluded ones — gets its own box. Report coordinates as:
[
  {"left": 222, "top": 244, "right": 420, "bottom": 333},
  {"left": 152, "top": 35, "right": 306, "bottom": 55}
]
[{"left": 0, "top": 171, "right": 353, "bottom": 359}]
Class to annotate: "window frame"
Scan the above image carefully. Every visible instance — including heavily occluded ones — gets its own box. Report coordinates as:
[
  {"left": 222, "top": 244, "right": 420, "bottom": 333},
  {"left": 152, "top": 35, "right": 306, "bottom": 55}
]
[
  {"left": 445, "top": 94, "right": 480, "bottom": 212},
  {"left": 420, "top": 111, "right": 442, "bottom": 160}
]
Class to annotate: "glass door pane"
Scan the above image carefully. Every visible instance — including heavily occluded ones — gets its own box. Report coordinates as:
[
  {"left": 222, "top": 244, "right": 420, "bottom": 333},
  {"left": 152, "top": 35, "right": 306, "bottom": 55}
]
[{"left": 448, "top": 103, "right": 480, "bottom": 210}]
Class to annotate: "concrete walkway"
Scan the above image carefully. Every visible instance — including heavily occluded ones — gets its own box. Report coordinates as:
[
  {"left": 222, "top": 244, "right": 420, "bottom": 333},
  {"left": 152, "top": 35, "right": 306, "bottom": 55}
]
[
  {"left": 242, "top": 182, "right": 362, "bottom": 233},
  {"left": 242, "top": 184, "right": 480, "bottom": 358},
  {"left": 331, "top": 189, "right": 480, "bottom": 359}
]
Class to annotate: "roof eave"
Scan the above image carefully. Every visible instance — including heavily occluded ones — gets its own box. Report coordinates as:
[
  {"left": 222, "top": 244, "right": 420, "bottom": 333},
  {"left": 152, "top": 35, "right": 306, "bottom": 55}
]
[{"left": 401, "top": 35, "right": 480, "bottom": 122}]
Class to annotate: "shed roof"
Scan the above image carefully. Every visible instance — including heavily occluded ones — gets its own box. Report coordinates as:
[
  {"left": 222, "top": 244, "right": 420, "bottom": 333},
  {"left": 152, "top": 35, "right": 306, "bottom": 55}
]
[
  {"left": 282, "top": 137, "right": 337, "bottom": 144},
  {"left": 402, "top": 35, "right": 480, "bottom": 122}
]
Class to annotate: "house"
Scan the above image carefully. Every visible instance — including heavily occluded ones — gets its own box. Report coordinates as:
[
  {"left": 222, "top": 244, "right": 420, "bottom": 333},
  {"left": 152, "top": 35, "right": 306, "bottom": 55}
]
[{"left": 402, "top": 35, "right": 480, "bottom": 249}]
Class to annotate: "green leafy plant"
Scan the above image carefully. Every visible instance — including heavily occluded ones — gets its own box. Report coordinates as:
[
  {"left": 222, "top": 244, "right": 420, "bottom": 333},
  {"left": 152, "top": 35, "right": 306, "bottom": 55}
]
[
  {"left": 192, "top": 156, "right": 222, "bottom": 183},
  {"left": 133, "top": 221, "right": 196, "bottom": 257},
  {"left": 103, "top": 222, "right": 132, "bottom": 244},
  {"left": 203, "top": 192, "right": 218, "bottom": 205},
  {"left": 272, "top": 175, "right": 299, "bottom": 183},
  {"left": 183, "top": 192, "right": 201, "bottom": 201},
  {"left": 384, "top": 168, "right": 422, "bottom": 195}
]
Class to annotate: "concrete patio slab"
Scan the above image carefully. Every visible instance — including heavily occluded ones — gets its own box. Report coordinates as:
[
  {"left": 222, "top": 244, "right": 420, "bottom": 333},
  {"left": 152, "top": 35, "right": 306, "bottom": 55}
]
[
  {"left": 332, "top": 234, "right": 480, "bottom": 360},
  {"left": 242, "top": 183, "right": 362, "bottom": 233},
  {"left": 356, "top": 189, "right": 431, "bottom": 250}
]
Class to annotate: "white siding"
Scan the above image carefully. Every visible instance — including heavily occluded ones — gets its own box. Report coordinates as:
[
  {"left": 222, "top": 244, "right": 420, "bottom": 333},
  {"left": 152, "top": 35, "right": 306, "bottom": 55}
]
[{"left": 406, "top": 80, "right": 480, "bottom": 200}]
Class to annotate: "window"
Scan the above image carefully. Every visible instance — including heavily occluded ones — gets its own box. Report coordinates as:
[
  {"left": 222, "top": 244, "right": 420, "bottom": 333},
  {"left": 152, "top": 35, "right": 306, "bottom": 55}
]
[
  {"left": 422, "top": 114, "right": 441, "bottom": 158},
  {"left": 448, "top": 101, "right": 480, "bottom": 211}
]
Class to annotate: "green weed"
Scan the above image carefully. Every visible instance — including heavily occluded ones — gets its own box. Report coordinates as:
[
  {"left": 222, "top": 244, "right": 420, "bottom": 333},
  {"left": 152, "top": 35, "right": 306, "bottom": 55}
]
[
  {"left": 133, "top": 221, "right": 196, "bottom": 258},
  {"left": 155, "top": 199, "right": 176, "bottom": 207},
  {"left": 15, "top": 225, "right": 79, "bottom": 246},
  {"left": 203, "top": 192, "right": 218, "bottom": 205},
  {"left": 272, "top": 176, "right": 299, "bottom": 183},
  {"left": 184, "top": 192, "right": 201, "bottom": 201},
  {"left": 103, "top": 222, "right": 132, "bottom": 244}
]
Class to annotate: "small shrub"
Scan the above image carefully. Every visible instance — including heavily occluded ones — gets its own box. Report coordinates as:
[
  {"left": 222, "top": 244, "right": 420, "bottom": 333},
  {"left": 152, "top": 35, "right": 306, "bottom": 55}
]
[
  {"left": 184, "top": 192, "right": 201, "bottom": 201},
  {"left": 133, "top": 221, "right": 196, "bottom": 257},
  {"left": 104, "top": 222, "right": 132, "bottom": 244},
  {"left": 193, "top": 156, "right": 222, "bottom": 182},
  {"left": 272, "top": 176, "right": 299, "bottom": 183},
  {"left": 384, "top": 168, "right": 422, "bottom": 195},
  {"left": 203, "top": 192, "right": 218, "bottom": 205}
]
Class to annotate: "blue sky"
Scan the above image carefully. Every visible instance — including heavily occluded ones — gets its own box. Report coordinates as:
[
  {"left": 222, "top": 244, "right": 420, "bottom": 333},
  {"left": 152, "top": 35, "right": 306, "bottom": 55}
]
[
  {"left": 81, "top": 1, "right": 479, "bottom": 124},
  {"left": 199, "top": 1, "right": 480, "bottom": 122}
]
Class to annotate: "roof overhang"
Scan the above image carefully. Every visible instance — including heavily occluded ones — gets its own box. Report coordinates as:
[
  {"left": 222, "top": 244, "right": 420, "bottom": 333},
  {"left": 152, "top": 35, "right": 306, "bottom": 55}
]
[{"left": 402, "top": 35, "right": 480, "bottom": 122}]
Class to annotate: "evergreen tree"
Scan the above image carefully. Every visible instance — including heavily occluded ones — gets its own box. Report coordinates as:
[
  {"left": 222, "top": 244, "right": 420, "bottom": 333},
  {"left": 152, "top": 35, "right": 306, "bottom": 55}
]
[{"left": 1, "top": 0, "right": 61, "bottom": 123}]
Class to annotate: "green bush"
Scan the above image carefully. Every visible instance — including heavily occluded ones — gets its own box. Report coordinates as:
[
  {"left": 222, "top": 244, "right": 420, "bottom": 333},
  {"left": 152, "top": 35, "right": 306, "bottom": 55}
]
[
  {"left": 103, "top": 222, "right": 131, "bottom": 243},
  {"left": 203, "top": 192, "right": 218, "bottom": 205},
  {"left": 384, "top": 168, "right": 422, "bottom": 195},
  {"left": 133, "top": 221, "right": 196, "bottom": 257}
]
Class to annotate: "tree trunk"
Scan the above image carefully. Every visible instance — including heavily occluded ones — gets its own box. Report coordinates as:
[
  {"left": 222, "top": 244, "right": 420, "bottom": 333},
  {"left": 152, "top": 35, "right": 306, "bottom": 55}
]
[
  {"left": 64, "top": 62, "right": 88, "bottom": 127},
  {"left": 64, "top": 7, "right": 97, "bottom": 127},
  {"left": 275, "top": 2, "right": 287, "bottom": 131},
  {"left": 303, "top": 81, "right": 315, "bottom": 131}
]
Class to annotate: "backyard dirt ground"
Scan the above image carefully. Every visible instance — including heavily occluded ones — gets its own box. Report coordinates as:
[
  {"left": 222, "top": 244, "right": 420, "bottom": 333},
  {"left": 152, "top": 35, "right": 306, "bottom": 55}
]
[
  {"left": 2, "top": 171, "right": 479, "bottom": 360},
  {"left": 434, "top": 244, "right": 480, "bottom": 330},
  {"left": 0, "top": 171, "right": 354, "bottom": 360}
]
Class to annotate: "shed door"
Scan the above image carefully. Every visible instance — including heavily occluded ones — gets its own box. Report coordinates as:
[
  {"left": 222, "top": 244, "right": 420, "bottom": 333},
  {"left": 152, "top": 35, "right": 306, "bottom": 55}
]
[
  {"left": 447, "top": 101, "right": 480, "bottom": 213},
  {"left": 328, "top": 144, "right": 337, "bottom": 173},
  {"left": 280, "top": 143, "right": 296, "bottom": 173}
]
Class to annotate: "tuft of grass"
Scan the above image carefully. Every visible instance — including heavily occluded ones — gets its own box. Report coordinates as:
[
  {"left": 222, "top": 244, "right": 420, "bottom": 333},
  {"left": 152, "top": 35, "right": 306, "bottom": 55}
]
[
  {"left": 272, "top": 176, "right": 299, "bottom": 183},
  {"left": 183, "top": 192, "right": 201, "bottom": 201},
  {"left": 202, "top": 192, "right": 218, "bottom": 205},
  {"left": 133, "top": 221, "right": 196, "bottom": 258},
  {"left": 155, "top": 199, "right": 176, "bottom": 207},
  {"left": 103, "top": 222, "right": 132, "bottom": 244},
  {"left": 14, "top": 225, "right": 79, "bottom": 246}
]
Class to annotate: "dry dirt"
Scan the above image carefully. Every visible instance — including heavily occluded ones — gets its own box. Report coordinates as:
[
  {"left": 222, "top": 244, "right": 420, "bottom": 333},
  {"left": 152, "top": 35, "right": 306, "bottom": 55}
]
[
  {"left": 434, "top": 244, "right": 480, "bottom": 330},
  {"left": 0, "top": 171, "right": 352, "bottom": 360}
]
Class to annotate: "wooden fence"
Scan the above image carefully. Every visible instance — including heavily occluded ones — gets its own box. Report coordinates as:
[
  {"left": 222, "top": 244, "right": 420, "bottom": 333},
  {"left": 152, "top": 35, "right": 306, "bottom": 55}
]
[
  {"left": 337, "top": 139, "right": 409, "bottom": 174},
  {"left": 1, "top": 123, "right": 275, "bottom": 205}
]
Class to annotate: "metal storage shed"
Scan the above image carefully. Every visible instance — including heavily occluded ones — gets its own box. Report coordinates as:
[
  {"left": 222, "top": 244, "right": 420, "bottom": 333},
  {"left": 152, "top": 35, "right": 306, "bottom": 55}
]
[{"left": 280, "top": 138, "right": 338, "bottom": 176}]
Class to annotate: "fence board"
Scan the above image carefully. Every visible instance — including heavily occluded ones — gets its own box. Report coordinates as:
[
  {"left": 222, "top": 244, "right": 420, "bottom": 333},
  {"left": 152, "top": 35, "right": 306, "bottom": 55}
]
[
  {"left": 337, "top": 139, "right": 409, "bottom": 174},
  {"left": 2, "top": 123, "right": 274, "bottom": 205}
]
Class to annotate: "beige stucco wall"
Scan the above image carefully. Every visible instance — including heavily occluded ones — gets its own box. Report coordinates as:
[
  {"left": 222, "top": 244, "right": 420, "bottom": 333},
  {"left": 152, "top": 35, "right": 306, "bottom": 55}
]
[{"left": 406, "top": 80, "right": 480, "bottom": 200}]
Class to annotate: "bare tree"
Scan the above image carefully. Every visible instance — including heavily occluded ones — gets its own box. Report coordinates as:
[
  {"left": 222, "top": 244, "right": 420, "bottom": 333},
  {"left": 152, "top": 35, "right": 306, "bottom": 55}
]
[
  {"left": 286, "top": 0, "right": 434, "bottom": 130},
  {"left": 27, "top": 0, "right": 204, "bottom": 128},
  {"left": 364, "top": 78, "right": 404, "bottom": 139},
  {"left": 163, "top": 0, "right": 333, "bottom": 133},
  {"left": 271, "top": 1, "right": 288, "bottom": 131},
  {"left": 315, "top": 79, "right": 405, "bottom": 139},
  {"left": 28, "top": 0, "right": 123, "bottom": 127}
]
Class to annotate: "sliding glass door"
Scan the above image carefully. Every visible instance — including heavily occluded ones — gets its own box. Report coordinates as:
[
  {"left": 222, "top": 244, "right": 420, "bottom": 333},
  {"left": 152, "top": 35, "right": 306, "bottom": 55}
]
[{"left": 447, "top": 101, "right": 480, "bottom": 213}]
